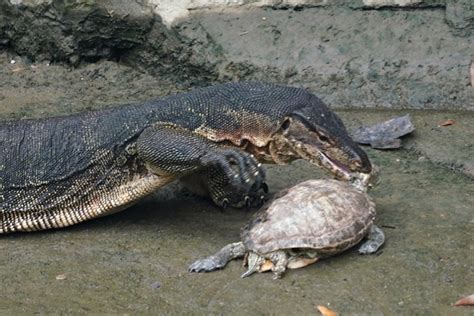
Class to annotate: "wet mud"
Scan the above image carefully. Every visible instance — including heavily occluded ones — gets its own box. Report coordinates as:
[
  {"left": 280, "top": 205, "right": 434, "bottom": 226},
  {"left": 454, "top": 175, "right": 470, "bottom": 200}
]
[{"left": 0, "top": 53, "right": 473, "bottom": 314}]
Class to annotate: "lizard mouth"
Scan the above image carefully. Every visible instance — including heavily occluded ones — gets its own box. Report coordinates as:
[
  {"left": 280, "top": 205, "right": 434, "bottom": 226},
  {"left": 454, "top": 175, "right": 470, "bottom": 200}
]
[
  {"left": 289, "top": 140, "right": 372, "bottom": 190},
  {"left": 317, "top": 152, "right": 374, "bottom": 191},
  {"left": 315, "top": 151, "right": 352, "bottom": 180}
]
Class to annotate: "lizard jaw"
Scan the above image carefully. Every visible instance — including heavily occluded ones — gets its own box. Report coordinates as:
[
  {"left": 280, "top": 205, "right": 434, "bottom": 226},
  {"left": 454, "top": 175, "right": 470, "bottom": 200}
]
[{"left": 289, "top": 140, "right": 373, "bottom": 190}]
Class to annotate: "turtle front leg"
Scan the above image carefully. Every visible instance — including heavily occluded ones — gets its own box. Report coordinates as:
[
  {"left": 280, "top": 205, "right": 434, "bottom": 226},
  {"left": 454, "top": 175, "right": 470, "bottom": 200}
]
[
  {"left": 358, "top": 224, "right": 385, "bottom": 254},
  {"left": 189, "top": 242, "right": 246, "bottom": 273}
]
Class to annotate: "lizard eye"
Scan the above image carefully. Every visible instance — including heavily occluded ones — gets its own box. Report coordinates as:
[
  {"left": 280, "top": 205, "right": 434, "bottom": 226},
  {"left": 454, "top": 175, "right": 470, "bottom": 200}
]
[
  {"left": 281, "top": 119, "right": 291, "bottom": 131},
  {"left": 318, "top": 134, "right": 329, "bottom": 142}
]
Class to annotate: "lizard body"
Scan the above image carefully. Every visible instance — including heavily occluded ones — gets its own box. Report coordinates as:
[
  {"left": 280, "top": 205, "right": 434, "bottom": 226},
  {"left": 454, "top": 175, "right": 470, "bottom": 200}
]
[{"left": 0, "top": 82, "right": 372, "bottom": 233}]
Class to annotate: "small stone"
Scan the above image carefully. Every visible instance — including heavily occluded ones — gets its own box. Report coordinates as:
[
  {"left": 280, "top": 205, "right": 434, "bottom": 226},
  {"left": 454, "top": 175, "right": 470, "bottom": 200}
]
[
  {"left": 363, "top": 0, "right": 422, "bottom": 7},
  {"left": 150, "top": 281, "right": 161, "bottom": 289},
  {"left": 261, "top": 17, "right": 267, "bottom": 21},
  {"left": 461, "top": 161, "right": 474, "bottom": 178},
  {"left": 471, "top": 61, "right": 474, "bottom": 87}
]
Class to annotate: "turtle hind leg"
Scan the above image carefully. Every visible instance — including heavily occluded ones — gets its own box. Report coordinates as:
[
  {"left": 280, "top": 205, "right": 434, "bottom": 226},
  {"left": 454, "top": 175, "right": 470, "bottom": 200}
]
[
  {"left": 189, "top": 242, "right": 245, "bottom": 273},
  {"left": 358, "top": 224, "right": 385, "bottom": 254},
  {"left": 269, "top": 250, "right": 289, "bottom": 279}
]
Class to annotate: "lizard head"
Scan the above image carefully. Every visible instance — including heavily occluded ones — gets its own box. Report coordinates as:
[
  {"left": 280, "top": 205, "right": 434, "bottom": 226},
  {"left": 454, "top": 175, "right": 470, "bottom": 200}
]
[{"left": 268, "top": 105, "right": 374, "bottom": 188}]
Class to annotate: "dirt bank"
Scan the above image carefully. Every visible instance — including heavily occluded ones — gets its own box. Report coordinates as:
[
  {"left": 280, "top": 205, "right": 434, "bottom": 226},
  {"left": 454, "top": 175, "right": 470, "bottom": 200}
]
[{"left": 1, "top": 0, "right": 473, "bottom": 110}]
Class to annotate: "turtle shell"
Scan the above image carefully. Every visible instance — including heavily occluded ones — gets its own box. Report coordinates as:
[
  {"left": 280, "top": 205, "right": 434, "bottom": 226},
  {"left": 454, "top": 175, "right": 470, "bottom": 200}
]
[{"left": 241, "top": 179, "right": 376, "bottom": 255}]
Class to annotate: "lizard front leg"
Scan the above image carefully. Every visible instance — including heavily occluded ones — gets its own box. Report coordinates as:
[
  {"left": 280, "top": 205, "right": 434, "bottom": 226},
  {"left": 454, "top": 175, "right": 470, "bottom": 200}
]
[{"left": 136, "top": 123, "right": 266, "bottom": 208}]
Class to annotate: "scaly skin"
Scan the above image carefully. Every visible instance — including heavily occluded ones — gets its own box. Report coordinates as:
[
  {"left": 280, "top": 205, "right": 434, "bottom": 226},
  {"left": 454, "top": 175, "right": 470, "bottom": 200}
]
[
  {"left": 189, "top": 225, "right": 385, "bottom": 279},
  {"left": 0, "top": 82, "right": 372, "bottom": 233}
]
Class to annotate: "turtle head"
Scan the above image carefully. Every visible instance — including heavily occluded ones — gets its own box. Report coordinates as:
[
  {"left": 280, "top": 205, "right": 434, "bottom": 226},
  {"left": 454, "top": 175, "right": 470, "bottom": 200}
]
[{"left": 268, "top": 102, "right": 374, "bottom": 188}]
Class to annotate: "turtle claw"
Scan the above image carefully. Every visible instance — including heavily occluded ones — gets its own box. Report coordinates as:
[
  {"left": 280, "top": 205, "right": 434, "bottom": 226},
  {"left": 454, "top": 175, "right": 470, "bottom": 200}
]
[
  {"left": 240, "top": 268, "right": 257, "bottom": 278},
  {"left": 272, "top": 273, "right": 282, "bottom": 280},
  {"left": 358, "top": 240, "right": 381, "bottom": 254}
]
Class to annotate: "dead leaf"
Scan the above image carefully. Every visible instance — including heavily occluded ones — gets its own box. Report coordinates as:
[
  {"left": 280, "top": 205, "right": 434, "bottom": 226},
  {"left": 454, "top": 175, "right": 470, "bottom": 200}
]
[
  {"left": 316, "top": 305, "right": 338, "bottom": 316},
  {"left": 351, "top": 114, "right": 414, "bottom": 150},
  {"left": 55, "top": 274, "right": 67, "bottom": 280},
  {"left": 454, "top": 294, "right": 474, "bottom": 306},
  {"left": 440, "top": 119, "right": 456, "bottom": 127}
]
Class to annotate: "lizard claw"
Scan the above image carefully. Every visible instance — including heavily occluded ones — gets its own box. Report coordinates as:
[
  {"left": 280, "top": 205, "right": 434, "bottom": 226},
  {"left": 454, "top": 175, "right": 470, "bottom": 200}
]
[
  {"left": 244, "top": 196, "right": 251, "bottom": 208},
  {"left": 222, "top": 198, "right": 229, "bottom": 209},
  {"left": 202, "top": 148, "right": 267, "bottom": 209},
  {"left": 261, "top": 182, "right": 269, "bottom": 194}
]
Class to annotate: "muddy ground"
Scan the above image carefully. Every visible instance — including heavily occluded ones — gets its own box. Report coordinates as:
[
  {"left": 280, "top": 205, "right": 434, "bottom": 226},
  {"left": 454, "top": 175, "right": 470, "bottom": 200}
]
[{"left": 0, "top": 53, "right": 472, "bottom": 314}]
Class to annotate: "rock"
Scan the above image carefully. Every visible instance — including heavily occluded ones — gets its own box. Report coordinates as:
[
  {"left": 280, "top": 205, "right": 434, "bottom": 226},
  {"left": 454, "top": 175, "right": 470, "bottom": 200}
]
[
  {"left": 362, "top": 0, "right": 423, "bottom": 7},
  {"left": 445, "top": 0, "right": 474, "bottom": 37},
  {"left": 1, "top": 0, "right": 154, "bottom": 62},
  {"left": 149, "top": 0, "right": 334, "bottom": 27}
]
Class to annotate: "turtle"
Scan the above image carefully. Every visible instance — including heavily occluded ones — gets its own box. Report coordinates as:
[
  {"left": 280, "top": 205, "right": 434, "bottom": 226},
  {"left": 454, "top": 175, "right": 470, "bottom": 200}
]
[{"left": 188, "top": 179, "right": 385, "bottom": 279}]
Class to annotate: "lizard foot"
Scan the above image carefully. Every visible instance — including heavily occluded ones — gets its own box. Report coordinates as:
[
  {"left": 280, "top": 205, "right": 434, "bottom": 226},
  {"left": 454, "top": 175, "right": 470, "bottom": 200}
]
[{"left": 201, "top": 149, "right": 267, "bottom": 208}]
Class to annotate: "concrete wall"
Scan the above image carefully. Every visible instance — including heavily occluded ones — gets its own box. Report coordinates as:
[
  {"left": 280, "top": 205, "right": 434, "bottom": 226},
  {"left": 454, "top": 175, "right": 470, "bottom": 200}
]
[{"left": 0, "top": 0, "right": 472, "bottom": 109}]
